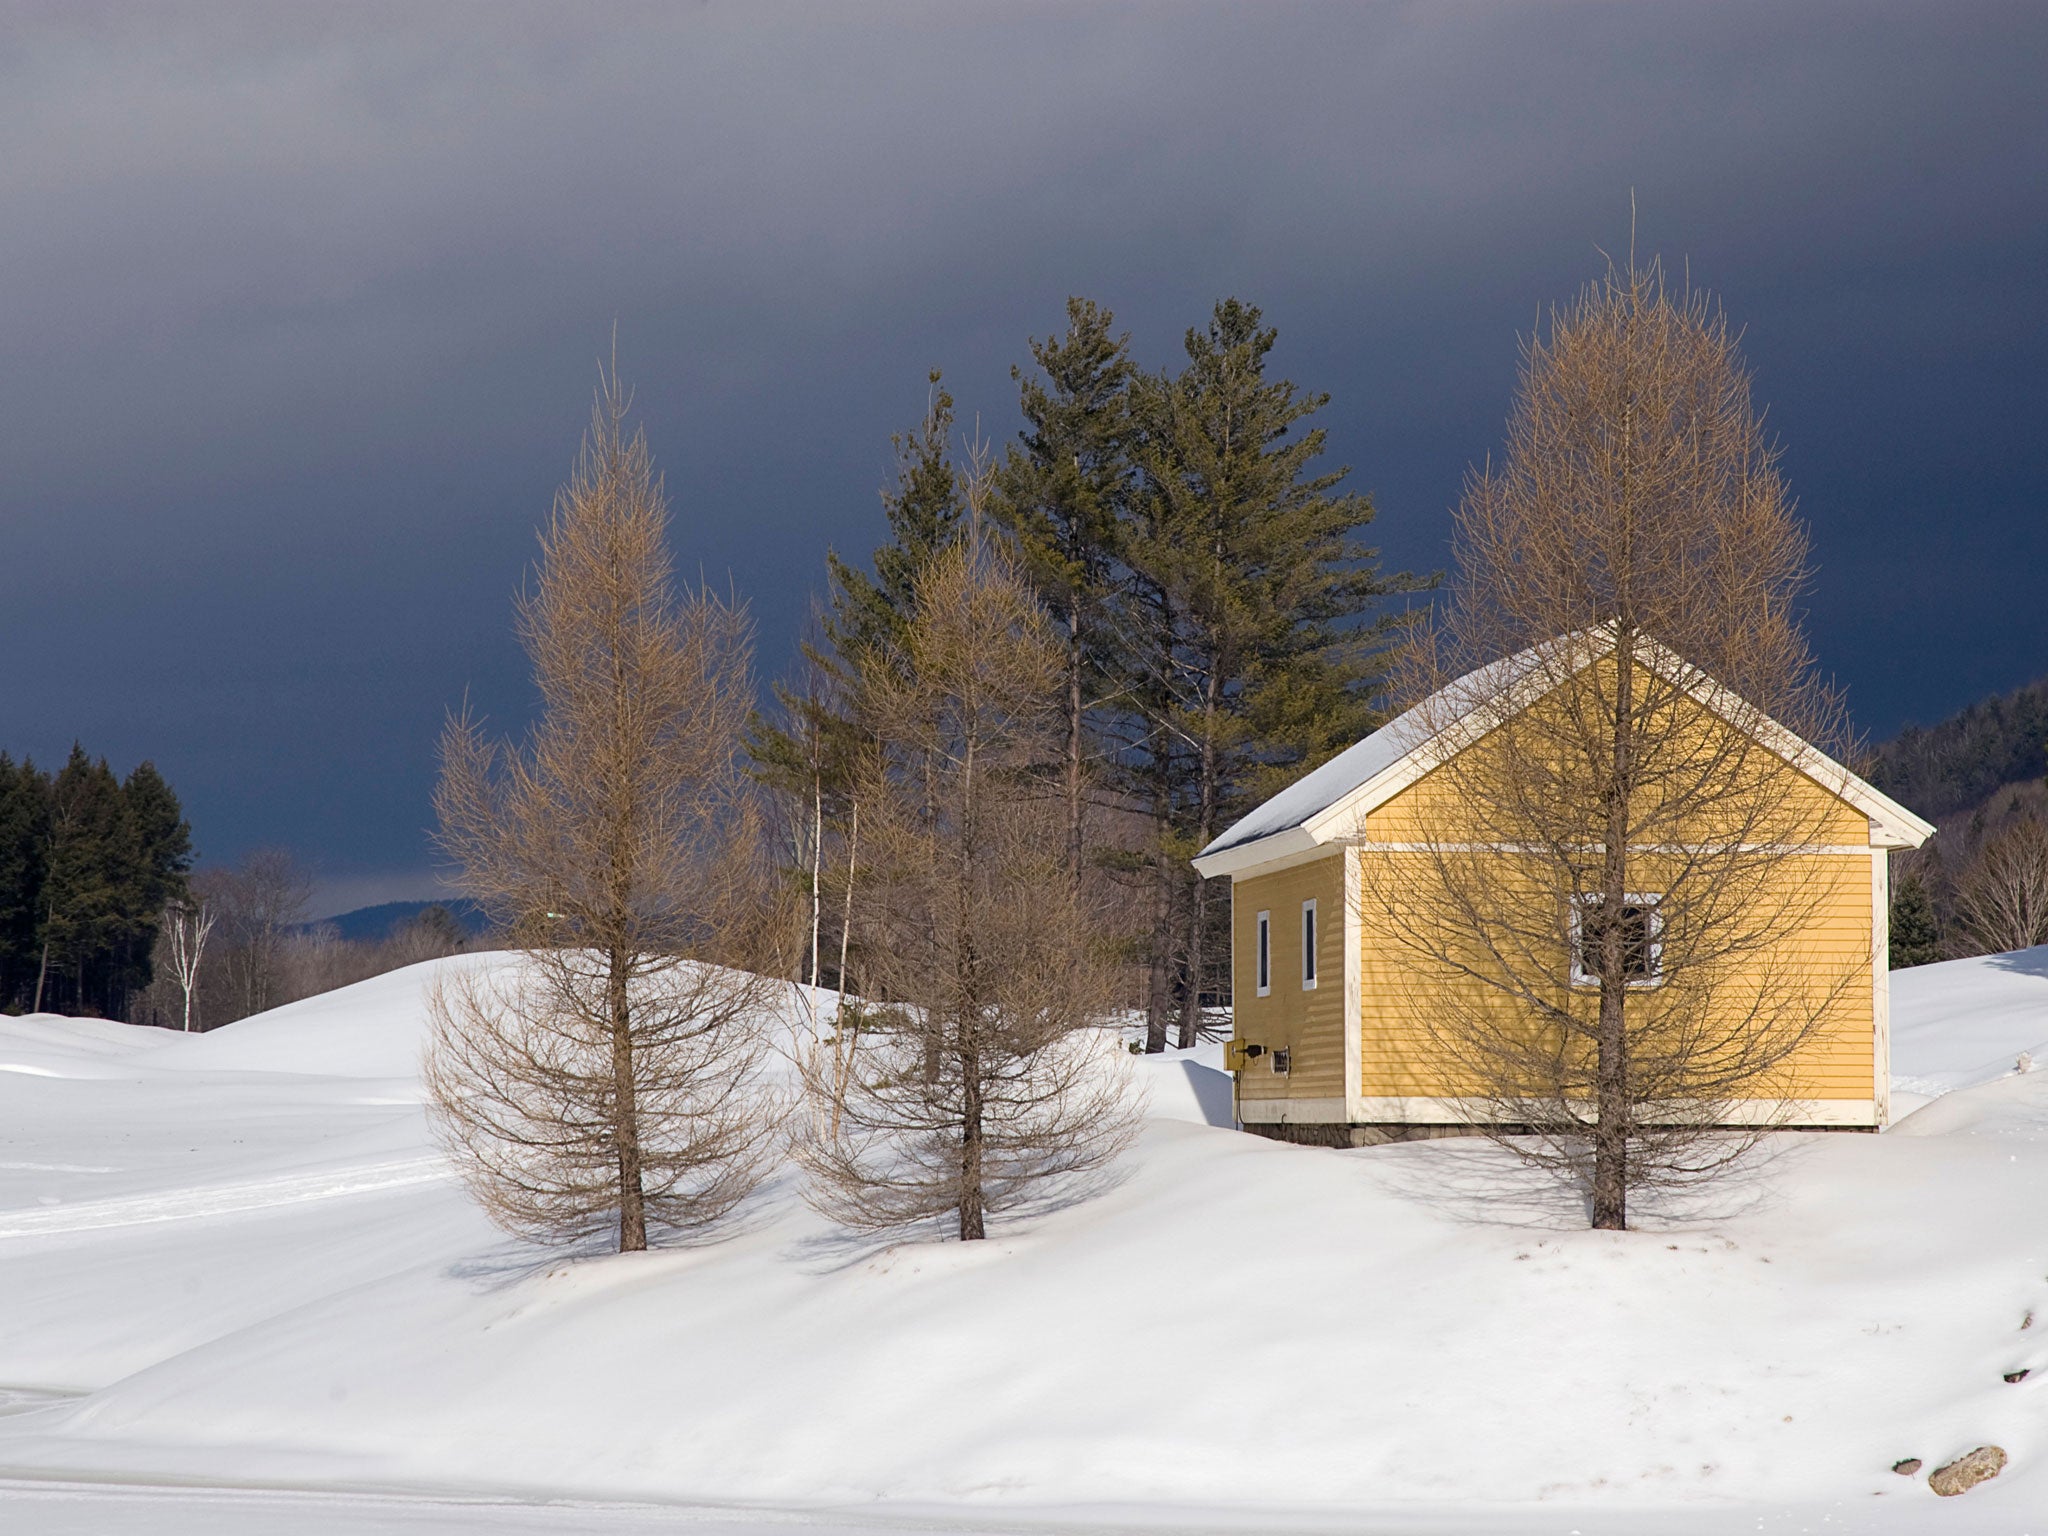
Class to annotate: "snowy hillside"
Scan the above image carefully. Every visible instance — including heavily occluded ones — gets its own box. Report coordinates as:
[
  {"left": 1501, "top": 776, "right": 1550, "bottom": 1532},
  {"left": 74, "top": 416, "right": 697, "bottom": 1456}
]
[{"left": 1, "top": 949, "right": 2046, "bottom": 1533}]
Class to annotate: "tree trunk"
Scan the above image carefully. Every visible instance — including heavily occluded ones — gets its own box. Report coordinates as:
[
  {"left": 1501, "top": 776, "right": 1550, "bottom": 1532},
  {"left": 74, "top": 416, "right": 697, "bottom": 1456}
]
[
  {"left": 32, "top": 934, "right": 50, "bottom": 1014},
  {"left": 1591, "top": 628, "right": 1635, "bottom": 1231},
  {"left": 831, "top": 800, "right": 859, "bottom": 1139},
  {"left": 1065, "top": 594, "right": 1084, "bottom": 893},
  {"left": 958, "top": 1038, "right": 986, "bottom": 1241},
  {"left": 1144, "top": 790, "right": 1173, "bottom": 1053},
  {"left": 808, "top": 770, "right": 823, "bottom": 988},
  {"left": 607, "top": 948, "right": 648, "bottom": 1252},
  {"left": 1177, "top": 668, "right": 1222, "bottom": 1049}
]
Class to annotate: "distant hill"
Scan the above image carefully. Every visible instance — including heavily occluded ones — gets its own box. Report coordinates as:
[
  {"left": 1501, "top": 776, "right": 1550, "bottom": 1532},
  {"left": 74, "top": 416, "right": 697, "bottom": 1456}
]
[
  {"left": 308, "top": 899, "right": 489, "bottom": 944},
  {"left": 1866, "top": 676, "right": 2048, "bottom": 823}
]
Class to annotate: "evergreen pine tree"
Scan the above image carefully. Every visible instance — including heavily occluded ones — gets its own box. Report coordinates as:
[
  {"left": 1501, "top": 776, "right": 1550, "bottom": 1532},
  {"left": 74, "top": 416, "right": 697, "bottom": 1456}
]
[
  {"left": 752, "top": 374, "right": 967, "bottom": 984},
  {"left": 35, "top": 746, "right": 126, "bottom": 1015},
  {"left": 1889, "top": 865, "right": 1944, "bottom": 968},
  {"left": 991, "top": 298, "right": 1135, "bottom": 888},
  {"left": 822, "top": 371, "right": 965, "bottom": 667},
  {"left": 113, "top": 761, "right": 193, "bottom": 1008},
  {"left": 755, "top": 373, "right": 966, "bottom": 798},
  {"left": 1121, "top": 299, "right": 1421, "bottom": 1048},
  {"left": 0, "top": 756, "right": 51, "bottom": 1011}
]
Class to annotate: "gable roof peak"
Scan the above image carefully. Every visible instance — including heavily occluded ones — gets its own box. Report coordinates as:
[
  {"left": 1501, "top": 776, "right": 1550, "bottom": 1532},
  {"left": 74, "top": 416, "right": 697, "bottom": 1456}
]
[{"left": 1193, "top": 628, "right": 1933, "bottom": 877}]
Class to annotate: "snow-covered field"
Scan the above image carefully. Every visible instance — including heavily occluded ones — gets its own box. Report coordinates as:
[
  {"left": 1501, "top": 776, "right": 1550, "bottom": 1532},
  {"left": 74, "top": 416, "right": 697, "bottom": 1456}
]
[{"left": 2, "top": 950, "right": 2046, "bottom": 1534}]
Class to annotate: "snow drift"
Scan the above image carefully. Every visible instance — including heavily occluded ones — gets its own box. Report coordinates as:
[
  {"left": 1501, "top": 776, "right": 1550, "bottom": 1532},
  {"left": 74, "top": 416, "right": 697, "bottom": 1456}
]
[{"left": 0, "top": 947, "right": 2044, "bottom": 1527}]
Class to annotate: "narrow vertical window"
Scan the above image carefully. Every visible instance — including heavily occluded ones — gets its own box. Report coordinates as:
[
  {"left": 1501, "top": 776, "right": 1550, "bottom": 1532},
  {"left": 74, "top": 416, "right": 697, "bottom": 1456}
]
[
  {"left": 1256, "top": 910, "right": 1271, "bottom": 997},
  {"left": 1301, "top": 899, "right": 1318, "bottom": 989}
]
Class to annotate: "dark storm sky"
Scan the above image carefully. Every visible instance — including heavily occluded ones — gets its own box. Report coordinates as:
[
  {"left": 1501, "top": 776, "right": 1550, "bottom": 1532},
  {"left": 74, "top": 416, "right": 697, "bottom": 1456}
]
[{"left": 4, "top": 3, "right": 2045, "bottom": 914}]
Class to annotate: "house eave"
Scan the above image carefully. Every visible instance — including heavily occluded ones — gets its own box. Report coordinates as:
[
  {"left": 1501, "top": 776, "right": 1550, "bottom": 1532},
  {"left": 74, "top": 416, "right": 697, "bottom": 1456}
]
[
  {"left": 1191, "top": 825, "right": 1320, "bottom": 880},
  {"left": 1191, "top": 629, "right": 1936, "bottom": 879}
]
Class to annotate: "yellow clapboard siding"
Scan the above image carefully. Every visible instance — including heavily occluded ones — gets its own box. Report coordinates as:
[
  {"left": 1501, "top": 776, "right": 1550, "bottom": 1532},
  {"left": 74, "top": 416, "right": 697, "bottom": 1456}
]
[
  {"left": 1230, "top": 855, "right": 1346, "bottom": 1102},
  {"left": 1221, "top": 648, "right": 1904, "bottom": 1125},
  {"left": 1355, "top": 843, "right": 1876, "bottom": 1102}
]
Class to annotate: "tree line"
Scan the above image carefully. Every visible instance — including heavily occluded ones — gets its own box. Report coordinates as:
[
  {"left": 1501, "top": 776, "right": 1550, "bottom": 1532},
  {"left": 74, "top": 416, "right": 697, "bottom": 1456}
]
[
  {"left": 0, "top": 746, "right": 190, "bottom": 1018},
  {"left": 0, "top": 748, "right": 471, "bottom": 1029},
  {"left": 1868, "top": 678, "right": 2048, "bottom": 964},
  {"left": 427, "top": 267, "right": 1922, "bottom": 1247},
  {"left": 756, "top": 297, "right": 1421, "bottom": 1053},
  {"left": 426, "top": 294, "right": 1412, "bottom": 1251},
  {"left": 131, "top": 852, "right": 473, "bottom": 1032},
  {"left": 415, "top": 358, "right": 1117, "bottom": 1252}
]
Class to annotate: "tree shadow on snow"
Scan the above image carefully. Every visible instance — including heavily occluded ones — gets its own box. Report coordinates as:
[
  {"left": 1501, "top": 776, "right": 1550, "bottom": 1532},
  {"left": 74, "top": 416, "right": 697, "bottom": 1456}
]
[
  {"left": 1356, "top": 1129, "right": 1807, "bottom": 1234},
  {"left": 781, "top": 1158, "right": 1136, "bottom": 1273},
  {"left": 443, "top": 1172, "right": 797, "bottom": 1290},
  {"left": 1986, "top": 944, "right": 2048, "bottom": 981}
]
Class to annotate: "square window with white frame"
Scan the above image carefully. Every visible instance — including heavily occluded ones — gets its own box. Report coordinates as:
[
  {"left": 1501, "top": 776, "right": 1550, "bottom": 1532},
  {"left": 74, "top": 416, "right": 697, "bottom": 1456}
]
[{"left": 1570, "top": 893, "right": 1664, "bottom": 988}]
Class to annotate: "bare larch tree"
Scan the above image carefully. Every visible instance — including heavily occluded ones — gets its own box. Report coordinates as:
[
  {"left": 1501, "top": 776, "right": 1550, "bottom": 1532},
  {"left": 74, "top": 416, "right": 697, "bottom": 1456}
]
[
  {"left": 1367, "top": 258, "right": 1857, "bottom": 1230},
  {"left": 428, "top": 374, "right": 784, "bottom": 1254},
  {"left": 797, "top": 539, "right": 1136, "bottom": 1241}
]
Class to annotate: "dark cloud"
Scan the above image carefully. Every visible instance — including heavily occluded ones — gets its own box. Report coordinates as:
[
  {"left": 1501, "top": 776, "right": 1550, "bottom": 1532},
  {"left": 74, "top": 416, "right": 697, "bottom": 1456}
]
[{"left": 3, "top": 2, "right": 2043, "bottom": 911}]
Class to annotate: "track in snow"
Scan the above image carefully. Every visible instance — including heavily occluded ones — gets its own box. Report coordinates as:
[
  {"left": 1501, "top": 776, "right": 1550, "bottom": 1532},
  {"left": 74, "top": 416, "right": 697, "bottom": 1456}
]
[{"left": 0, "top": 1160, "right": 451, "bottom": 1238}]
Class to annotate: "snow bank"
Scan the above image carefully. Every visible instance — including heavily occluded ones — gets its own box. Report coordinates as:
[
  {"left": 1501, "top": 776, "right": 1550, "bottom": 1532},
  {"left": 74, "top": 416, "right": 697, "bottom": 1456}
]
[
  {"left": 1891, "top": 945, "right": 2048, "bottom": 1096},
  {"left": 0, "top": 951, "right": 2043, "bottom": 1526}
]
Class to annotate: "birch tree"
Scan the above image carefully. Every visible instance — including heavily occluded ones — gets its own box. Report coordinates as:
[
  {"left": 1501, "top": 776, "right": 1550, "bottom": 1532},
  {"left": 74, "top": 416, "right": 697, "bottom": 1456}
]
[{"left": 159, "top": 899, "right": 215, "bottom": 1031}]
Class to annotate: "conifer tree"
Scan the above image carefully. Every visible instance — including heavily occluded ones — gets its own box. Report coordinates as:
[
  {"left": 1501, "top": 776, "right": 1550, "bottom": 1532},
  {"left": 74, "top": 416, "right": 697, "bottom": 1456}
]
[
  {"left": 822, "top": 371, "right": 965, "bottom": 667},
  {"left": 429, "top": 373, "right": 782, "bottom": 1254},
  {"left": 991, "top": 298, "right": 1135, "bottom": 887},
  {"left": 0, "top": 757, "right": 51, "bottom": 1010},
  {"left": 0, "top": 750, "right": 189, "bottom": 1017},
  {"left": 1123, "top": 299, "right": 1418, "bottom": 1048},
  {"left": 113, "top": 761, "right": 193, "bottom": 1006},
  {"left": 35, "top": 747, "right": 126, "bottom": 1015},
  {"left": 1889, "top": 864, "right": 1943, "bottom": 968},
  {"left": 1374, "top": 257, "right": 1853, "bottom": 1230},
  {"left": 752, "top": 373, "right": 967, "bottom": 992},
  {"left": 795, "top": 540, "right": 1135, "bottom": 1240}
]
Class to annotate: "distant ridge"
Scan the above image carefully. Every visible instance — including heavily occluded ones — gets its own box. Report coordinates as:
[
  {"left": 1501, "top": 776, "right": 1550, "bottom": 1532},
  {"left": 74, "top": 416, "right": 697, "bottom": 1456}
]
[
  {"left": 1867, "top": 675, "right": 2048, "bottom": 822},
  {"left": 306, "top": 899, "right": 488, "bottom": 944}
]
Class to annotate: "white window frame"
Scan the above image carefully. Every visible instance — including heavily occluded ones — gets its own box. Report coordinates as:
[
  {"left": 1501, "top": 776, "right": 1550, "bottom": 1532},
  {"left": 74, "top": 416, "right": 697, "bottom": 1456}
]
[
  {"left": 1569, "top": 892, "right": 1665, "bottom": 989},
  {"left": 1255, "top": 910, "right": 1272, "bottom": 997},
  {"left": 1301, "top": 898, "right": 1318, "bottom": 989}
]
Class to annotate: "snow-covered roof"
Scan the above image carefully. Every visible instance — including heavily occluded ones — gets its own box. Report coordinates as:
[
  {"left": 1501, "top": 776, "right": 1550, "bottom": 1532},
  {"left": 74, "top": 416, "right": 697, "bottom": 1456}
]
[
  {"left": 1196, "top": 640, "right": 1567, "bottom": 868},
  {"left": 1192, "top": 629, "right": 1934, "bottom": 878}
]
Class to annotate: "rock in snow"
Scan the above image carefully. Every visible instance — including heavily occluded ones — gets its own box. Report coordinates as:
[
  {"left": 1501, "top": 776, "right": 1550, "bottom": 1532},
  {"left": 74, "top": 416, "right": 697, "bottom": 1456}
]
[{"left": 1928, "top": 1445, "right": 2007, "bottom": 1497}]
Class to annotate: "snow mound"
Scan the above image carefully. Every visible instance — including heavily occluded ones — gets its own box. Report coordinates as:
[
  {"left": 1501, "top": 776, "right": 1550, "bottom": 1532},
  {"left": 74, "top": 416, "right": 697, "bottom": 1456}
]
[
  {"left": 151, "top": 951, "right": 514, "bottom": 1080},
  {"left": 1891, "top": 945, "right": 2048, "bottom": 1096},
  {"left": 1, "top": 953, "right": 2046, "bottom": 1523}
]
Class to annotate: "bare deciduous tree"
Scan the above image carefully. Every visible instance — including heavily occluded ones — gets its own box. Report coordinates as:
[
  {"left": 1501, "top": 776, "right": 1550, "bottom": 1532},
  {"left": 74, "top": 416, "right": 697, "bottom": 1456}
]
[
  {"left": 797, "top": 540, "right": 1136, "bottom": 1240},
  {"left": 1366, "top": 257, "right": 1857, "bottom": 1230},
  {"left": 1951, "top": 816, "right": 2048, "bottom": 955},
  {"left": 158, "top": 899, "right": 216, "bottom": 1032},
  {"left": 427, "top": 373, "right": 785, "bottom": 1253},
  {"left": 208, "top": 849, "right": 313, "bottom": 1019}
]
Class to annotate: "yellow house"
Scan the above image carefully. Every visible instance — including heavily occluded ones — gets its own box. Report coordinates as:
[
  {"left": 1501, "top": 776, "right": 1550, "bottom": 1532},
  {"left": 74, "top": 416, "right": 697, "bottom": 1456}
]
[{"left": 1192, "top": 633, "right": 1935, "bottom": 1144}]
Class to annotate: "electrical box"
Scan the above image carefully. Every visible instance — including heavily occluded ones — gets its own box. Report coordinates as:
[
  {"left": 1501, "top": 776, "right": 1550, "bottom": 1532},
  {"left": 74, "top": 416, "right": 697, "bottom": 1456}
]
[{"left": 1224, "top": 1040, "right": 1264, "bottom": 1072}]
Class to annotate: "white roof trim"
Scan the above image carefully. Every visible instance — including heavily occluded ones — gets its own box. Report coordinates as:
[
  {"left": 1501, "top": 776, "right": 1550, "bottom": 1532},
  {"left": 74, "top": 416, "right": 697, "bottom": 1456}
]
[{"left": 1192, "top": 628, "right": 1933, "bottom": 879}]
